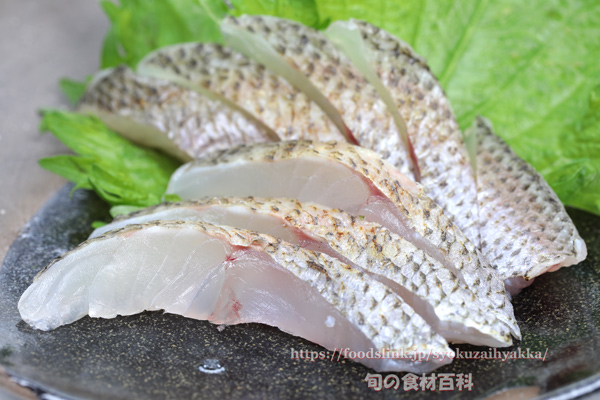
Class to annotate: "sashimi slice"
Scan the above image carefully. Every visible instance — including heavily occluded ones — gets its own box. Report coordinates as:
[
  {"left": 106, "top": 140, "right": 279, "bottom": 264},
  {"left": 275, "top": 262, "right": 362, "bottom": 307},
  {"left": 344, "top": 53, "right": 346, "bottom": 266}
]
[
  {"left": 18, "top": 221, "right": 452, "bottom": 373},
  {"left": 91, "top": 198, "right": 518, "bottom": 347},
  {"left": 166, "top": 141, "right": 519, "bottom": 339},
  {"left": 78, "top": 66, "right": 276, "bottom": 161},
  {"left": 467, "top": 117, "right": 587, "bottom": 291},
  {"left": 221, "top": 15, "right": 419, "bottom": 180},
  {"left": 137, "top": 43, "right": 347, "bottom": 143},
  {"left": 324, "top": 20, "right": 479, "bottom": 248}
]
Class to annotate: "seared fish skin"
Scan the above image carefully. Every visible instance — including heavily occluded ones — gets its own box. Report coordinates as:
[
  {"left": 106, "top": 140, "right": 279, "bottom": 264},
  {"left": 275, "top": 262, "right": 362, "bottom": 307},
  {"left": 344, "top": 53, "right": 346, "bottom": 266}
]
[
  {"left": 468, "top": 117, "right": 587, "bottom": 287},
  {"left": 78, "top": 66, "right": 274, "bottom": 161},
  {"left": 92, "top": 197, "right": 518, "bottom": 347},
  {"left": 167, "top": 140, "right": 519, "bottom": 339},
  {"left": 324, "top": 20, "right": 480, "bottom": 248},
  {"left": 222, "top": 15, "right": 418, "bottom": 180},
  {"left": 138, "top": 43, "right": 346, "bottom": 142},
  {"left": 19, "top": 221, "right": 452, "bottom": 373}
]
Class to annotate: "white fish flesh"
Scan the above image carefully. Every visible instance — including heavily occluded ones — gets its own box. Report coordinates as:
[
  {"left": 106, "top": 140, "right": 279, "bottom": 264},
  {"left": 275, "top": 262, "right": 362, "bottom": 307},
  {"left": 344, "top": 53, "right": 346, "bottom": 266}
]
[
  {"left": 221, "top": 15, "right": 419, "bottom": 180},
  {"left": 91, "top": 197, "right": 517, "bottom": 347},
  {"left": 466, "top": 117, "right": 587, "bottom": 290},
  {"left": 137, "top": 43, "right": 348, "bottom": 143},
  {"left": 18, "top": 221, "right": 452, "bottom": 373},
  {"left": 324, "top": 19, "right": 480, "bottom": 248},
  {"left": 166, "top": 140, "right": 520, "bottom": 340},
  {"left": 78, "top": 66, "right": 276, "bottom": 161}
]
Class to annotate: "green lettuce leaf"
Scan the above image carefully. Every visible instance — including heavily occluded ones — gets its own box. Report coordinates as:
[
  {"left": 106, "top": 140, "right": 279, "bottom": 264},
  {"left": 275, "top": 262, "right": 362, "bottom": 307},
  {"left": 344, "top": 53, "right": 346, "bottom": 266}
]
[
  {"left": 100, "top": 0, "right": 229, "bottom": 68},
  {"left": 38, "top": 155, "right": 94, "bottom": 190},
  {"left": 58, "top": 78, "right": 88, "bottom": 106},
  {"left": 39, "top": 110, "right": 181, "bottom": 208}
]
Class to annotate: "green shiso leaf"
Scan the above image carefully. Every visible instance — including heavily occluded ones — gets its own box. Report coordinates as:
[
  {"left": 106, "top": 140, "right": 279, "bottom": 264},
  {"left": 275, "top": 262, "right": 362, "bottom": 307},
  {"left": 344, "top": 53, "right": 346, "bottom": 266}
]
[
  {"left": 99, "top": 0, "right": 229, "bottom": 68},
  {"left": 230, "top": 0, "right": 321, "bottom": 28},
  {"left": 539, "top": 85, "right": 600, "bottom": 215}
]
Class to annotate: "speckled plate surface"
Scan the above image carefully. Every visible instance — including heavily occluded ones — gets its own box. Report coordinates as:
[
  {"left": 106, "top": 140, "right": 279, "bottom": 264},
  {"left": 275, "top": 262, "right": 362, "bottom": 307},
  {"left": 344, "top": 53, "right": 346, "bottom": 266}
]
[{"left": 1, "top": 184, "right": 600, "bottom": 399}]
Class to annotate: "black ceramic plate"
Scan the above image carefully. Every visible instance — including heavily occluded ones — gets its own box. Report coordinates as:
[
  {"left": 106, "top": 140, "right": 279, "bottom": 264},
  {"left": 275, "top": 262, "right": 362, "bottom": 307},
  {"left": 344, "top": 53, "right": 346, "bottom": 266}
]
[{"left": 1, "top": 184, "right": 600, "bottom": 399}]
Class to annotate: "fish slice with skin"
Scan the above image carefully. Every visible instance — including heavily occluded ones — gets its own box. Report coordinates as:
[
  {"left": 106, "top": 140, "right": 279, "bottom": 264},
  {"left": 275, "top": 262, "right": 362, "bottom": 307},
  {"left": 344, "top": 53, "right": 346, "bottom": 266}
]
[
  {"left": 221, "top": 15, "right": 420, "bottom": 180},
  {"left": 324, "top": 19, "right": 480, "bottom": 249},
  {"left": 18, "top": 221, "right": 453, "bottom": 373},
  {"left": 137, "top": 43, "right": 347, "bottom": 143},
  {"left": 78, "top": 65, "right": 276, "bottom": 161},
  {"left": 466, "top": 117, "right": 587, "bottom": 292},
  {"left": 166, "top": 140, "right": 520, "bottom": 340},
  {"left": 91, "top": 197, "right": 517, "bottom": 347}
]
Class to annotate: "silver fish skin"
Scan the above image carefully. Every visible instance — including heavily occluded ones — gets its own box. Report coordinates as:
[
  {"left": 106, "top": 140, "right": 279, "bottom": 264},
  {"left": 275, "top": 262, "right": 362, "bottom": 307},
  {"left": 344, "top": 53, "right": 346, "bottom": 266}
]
[
  {"left": 221, "top": 15, "right": 418, "bottom": 180},
  {"left": 467, "top": 117, "right": 587, "bottom": 290},
  {"left": 166, "top": 140, "right": 519, "bottom": 339},
  {"left": 324, "top": 19, "right": 480, "bottom": 249},
  {"left": 78, "top": 65, "right": 275, "bottom": 161},
  {"left": 92, "top": 197, "right": 517, "bottom": 347},
  {"left": 19, "top": 220, "right": 452, "bottom": 373},
  {"left": 137, "top": 43, "right": 347, "bottom": 142}
]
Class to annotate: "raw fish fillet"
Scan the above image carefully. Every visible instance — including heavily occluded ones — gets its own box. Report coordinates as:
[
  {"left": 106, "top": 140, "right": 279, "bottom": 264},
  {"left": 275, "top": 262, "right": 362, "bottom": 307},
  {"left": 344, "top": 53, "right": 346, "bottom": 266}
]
[
  {"left": 18, "top": 221, "right": 452, "bottom": 373},
  {"left": 137, "top": 43, "right": 347, "bottom": 142},
  {"left": 166, "top": 141, "right": 519, "bottom": 339},
  {"left": 78, "top": 66, "right": 275, "bottom": 161},
  {"left": 91, "top": 198, "right": 517, "bottom": 346},
  {"left": 221, "top": 15, "right": 419, "bottom": 180},
  {"left": 467, "top": 117, "right": 587, "bottom": 289},
  {"left": 324, "top": 20, "right": 479, "bottom": 248}
]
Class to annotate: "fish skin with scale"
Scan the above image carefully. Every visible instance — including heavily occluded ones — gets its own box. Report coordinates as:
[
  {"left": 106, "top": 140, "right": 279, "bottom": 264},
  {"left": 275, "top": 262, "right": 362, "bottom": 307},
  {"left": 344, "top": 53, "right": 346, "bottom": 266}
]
[
  {"left": 323, "top": 20, "right": 587, "bottom": 290},
  {"left": 137, "top": 42, "right": 347, "bottom": 142},
  {"left": 91, "top": 197, "right": 518, "bottom": 347},
  {"left": 78, "top": 65, "right": 275, "bottom": 161},
  {"left": 324, "top": 19, "right": 480, "bottom": 249},
  {"left": 18, "top": 220, "right": 452, "bottom": 373},
  {"left": 166, "top": 140, "right": 519, "bottom": 340},
  {"left": 467, "top": 116, "right": 587, "bottom": 290},
  {"left": 221, "top": 15, "right": 418, "bottom": 180}
]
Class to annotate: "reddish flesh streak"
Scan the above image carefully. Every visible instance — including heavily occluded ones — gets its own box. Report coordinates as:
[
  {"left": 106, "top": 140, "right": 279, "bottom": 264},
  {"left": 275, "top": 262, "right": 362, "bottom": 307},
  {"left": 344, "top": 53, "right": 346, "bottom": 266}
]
[
  {"left": 230, "top": 298, "right": 242, "bottom": 320},
  {"left": 343, "top": 123, "right": 361, "bottom": 146},
  {"left": 407, "top": 140, "right": 422, "bottom": 182},
  {"left": 225, "top": 254, "right": 239, "bottom": 262}
]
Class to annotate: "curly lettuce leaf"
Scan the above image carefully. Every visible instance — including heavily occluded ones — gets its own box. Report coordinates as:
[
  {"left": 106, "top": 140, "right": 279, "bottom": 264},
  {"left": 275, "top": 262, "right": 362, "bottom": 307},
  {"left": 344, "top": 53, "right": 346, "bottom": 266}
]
[{"left": 39, "top": 110, "right": 181, "bottom": 209}]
